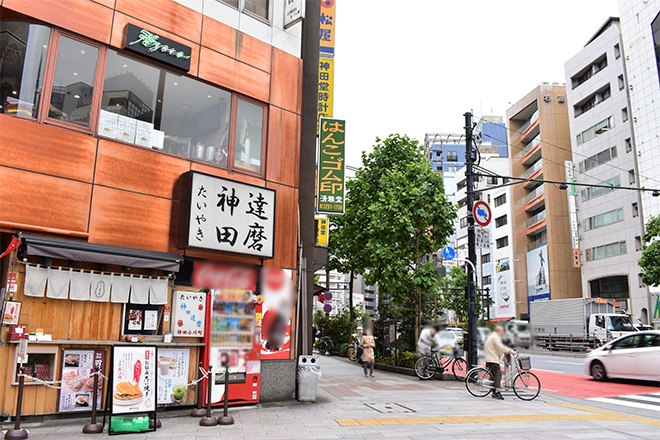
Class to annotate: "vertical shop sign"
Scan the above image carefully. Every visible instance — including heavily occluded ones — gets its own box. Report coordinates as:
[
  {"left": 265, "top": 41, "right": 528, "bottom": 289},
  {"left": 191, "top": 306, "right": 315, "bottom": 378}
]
[
  {"left": 171, "top": 291, "right": 206, "bottom": 337},
  {"left": 156, "top": 349, "right": 189, "bottom": 404},
  {"left": 565, "top": 161, "right": 580, "bottom": 268},
  {"left": 317, "top": 118, "right": 346, "bottom": 214},
  {"left": 111, "top": 346, "right": 157, "bottom": 415},
  {"left": 181, "top": 172, "right": 276, "bottom": 258},
  {"left": 315, "top": 217, "right": 329, "bottom": 246},
  {"left": 58, "top": 350, "right": 105, "bottom": 413},
  {"left": 319, "top": 0, "right": 336, "bottom": 55},
  {"left": 284, "top": 0, "right": 303, "bottom": 28},
  {"left": 317, "top": 58, "right": 334, "bottom": 125}
]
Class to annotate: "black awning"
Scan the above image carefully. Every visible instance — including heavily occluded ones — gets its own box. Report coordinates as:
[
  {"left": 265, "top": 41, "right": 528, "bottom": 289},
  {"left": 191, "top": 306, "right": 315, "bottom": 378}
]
[{"left": 18, "top": 234, "right": 183, "bottom": 272}]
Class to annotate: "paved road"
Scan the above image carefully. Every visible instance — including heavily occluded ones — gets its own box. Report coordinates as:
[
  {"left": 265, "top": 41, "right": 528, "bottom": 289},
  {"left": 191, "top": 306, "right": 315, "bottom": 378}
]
[{"left": 5, "top": 355, "right": 659, "bottom": 439}]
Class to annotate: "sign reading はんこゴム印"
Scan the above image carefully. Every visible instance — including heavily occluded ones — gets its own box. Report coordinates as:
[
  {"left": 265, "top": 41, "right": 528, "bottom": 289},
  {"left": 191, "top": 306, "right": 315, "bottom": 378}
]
[
  {"left": 124, "top": 24, "right": 191, "bottom": 71},
  {"left": 317, "top": 118, "right": 345, "bottom": 215},
  {"left": 182, "top": 172, "right": 276, "bottom": 258}
]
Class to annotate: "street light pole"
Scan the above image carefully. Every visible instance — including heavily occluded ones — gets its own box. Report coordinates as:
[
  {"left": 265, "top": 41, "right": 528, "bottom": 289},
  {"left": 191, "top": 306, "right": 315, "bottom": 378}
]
[{"left": 464, "top": 112, "right": 478, "bottom": 369}]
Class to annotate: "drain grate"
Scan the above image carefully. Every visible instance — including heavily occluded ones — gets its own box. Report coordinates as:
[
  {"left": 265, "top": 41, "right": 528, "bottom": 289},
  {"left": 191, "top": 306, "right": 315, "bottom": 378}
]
[{"left": 364, "top": 403, "right": 415, "bottom": 413}]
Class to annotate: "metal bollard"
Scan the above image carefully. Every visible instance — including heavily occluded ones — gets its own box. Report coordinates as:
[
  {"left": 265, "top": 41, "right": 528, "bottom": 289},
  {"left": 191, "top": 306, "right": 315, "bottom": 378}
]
[
  {"left": 217, "top": 369, "right": 234, "bottom": 425},
  {"left": 199, "top": 366, "right": 218, "bottom": 427},
  {"left": 82, "top": 366, "right": 103, "bottom": 434},
  {"left": 5, "top": 366, "right": 28, "bottom": 440},
  {"left": 191, "top": 362, "right": 207, "bottom": 417}
]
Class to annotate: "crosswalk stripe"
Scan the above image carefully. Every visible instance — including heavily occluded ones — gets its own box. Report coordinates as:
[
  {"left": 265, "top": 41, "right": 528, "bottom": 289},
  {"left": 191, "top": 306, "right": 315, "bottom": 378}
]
[{"left": 590, "top": 396, "right": 660, "bottom": 412}]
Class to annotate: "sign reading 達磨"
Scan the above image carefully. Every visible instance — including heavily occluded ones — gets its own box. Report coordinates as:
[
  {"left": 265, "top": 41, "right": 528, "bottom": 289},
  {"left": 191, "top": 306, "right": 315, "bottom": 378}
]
[{"left": 317, "top": 118, "right": 345, "bottom": 215}]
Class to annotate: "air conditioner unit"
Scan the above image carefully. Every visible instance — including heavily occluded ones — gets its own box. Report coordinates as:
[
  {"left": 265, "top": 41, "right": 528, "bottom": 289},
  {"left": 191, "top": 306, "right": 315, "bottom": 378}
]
[
  {"left": 543, "top": 95, "right": 552, "bottom": 102},
  {"left": 557, "top": 96, "right": 566, "bottom": 103}
]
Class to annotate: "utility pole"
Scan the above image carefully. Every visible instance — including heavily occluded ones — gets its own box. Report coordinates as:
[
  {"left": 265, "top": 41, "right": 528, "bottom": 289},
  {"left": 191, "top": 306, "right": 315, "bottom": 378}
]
[{"left": 464, "top": 112, "right": 478, "bottom": 369}]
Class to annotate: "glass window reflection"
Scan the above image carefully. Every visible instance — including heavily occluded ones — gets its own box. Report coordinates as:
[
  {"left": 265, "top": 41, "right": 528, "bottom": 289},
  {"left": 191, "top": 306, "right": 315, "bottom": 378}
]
[
  {"left": 233, "top": 99, "right": 264, "bottom": 173},
  {"left": 0, "top": 21, "right": 50, "bottom": 118},
  {"left": 49, "top": 36, "right": 99, "bottom": 127}
]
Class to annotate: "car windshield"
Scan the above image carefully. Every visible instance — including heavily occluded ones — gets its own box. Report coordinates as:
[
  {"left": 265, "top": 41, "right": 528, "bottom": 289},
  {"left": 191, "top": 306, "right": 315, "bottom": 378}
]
[
  {"left": 517, "top": 324, "right": 529, "bottom": 332},
  {"left": 437, "top": 331, "right": 455, "bottom": 340},
  {"left": 608, "top": 315, "right": 635, "bottom": 331}
]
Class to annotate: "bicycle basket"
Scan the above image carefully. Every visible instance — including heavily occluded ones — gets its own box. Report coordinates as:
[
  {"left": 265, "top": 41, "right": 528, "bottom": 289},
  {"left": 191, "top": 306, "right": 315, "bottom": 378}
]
[{"left": 517, "top": 356, "right": 532, "bottom": 370}]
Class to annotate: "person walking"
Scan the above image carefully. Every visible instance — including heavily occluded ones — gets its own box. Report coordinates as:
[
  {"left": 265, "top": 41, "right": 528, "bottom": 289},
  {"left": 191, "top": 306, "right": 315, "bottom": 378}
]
[
  {"left": 484, "top": 326, "right": 516, "bottom": 400},
  {"left": 361, "top": 323, "right": 376, "bottom": 377}
]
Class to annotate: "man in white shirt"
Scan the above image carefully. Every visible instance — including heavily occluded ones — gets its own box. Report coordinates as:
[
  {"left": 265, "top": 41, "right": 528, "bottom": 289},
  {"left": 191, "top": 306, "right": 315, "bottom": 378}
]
[
  {"left": 417, "top": 324, "right": 440, "bottom": 356},
  {"left": 484, "top": 326, "right": 516, "bottom": 400}
]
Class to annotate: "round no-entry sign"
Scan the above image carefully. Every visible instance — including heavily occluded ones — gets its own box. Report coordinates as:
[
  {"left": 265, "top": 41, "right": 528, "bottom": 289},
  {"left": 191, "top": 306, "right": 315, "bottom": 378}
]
[{"left": 473, "top": 200, "right": 492, "bottom": 227}]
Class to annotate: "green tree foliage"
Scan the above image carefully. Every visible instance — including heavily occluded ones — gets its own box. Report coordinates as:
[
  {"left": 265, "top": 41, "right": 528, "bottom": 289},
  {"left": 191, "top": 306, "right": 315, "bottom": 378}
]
[
  {"left": 313, "top": 307, "right": 360, "bottom": 346},
  {"left": 440, "top": 265, "right": 469, "bottom": 322},
  {"left": 639, "top": 215, "right": 660, "bottom": 286},
  {"left": 330, "top": 134, "right": 457, "bottom": 344}
]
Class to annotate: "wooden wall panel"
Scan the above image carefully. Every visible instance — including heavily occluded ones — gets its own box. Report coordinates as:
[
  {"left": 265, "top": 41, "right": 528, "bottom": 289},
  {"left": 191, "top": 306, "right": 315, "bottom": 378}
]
[
  {"left": 269, "top": 48, "right": 301, "bottom": 113},
  {"left": 200, "top": 17, "right": 271, "bottom": 73},
  {"left": 266, "top": 107, "right": 300, "bottom": 188},
  {"left": 109, "top": 12, "right": 201, "bottom": 77},
  {"left": 190, "top": 162, "right": 266, "bottom": 188},
  {"left": 265, "top": 183, "right": 297, "bottom": 269},
  {"left": 234, "top": 57, "right": 271, "bottom": 103},
  {"left": 95, "top": 139, "right": 190, "bottom": 200},
  {"left": 2, "top": 0, "right": 114, "bottom": 44},
  {"left": 88, "top": 186, "right": 178, "bottom": 252},
  {"left": 115, "top": 0, "right": 203, "bottom": 44},
  {"left": 0, "top": 115, "right": 97, "bottom": 183},
  {"left": 0, "top": 168, "right": 92, "bottom": 234},
  {"left": 235, "top": 32, "right": 272, "bottom": 73}
]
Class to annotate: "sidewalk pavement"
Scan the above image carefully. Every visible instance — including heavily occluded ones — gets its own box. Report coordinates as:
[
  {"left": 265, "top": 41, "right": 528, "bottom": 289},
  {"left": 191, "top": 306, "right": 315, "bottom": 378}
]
[{"left": 4, "top": 356, "right": 658, "bottom": 440}]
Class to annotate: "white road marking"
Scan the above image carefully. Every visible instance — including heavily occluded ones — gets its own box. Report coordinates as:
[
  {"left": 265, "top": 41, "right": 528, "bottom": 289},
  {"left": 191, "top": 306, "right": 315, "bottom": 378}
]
[
  {"left": 545, "top": 360, "right": 583, "bottom": 365},
  {"left": 589, "top": 393, "right": 660, "bottom": 412},
  {"left": 532, "top": 368, "right": 564, "bottom": 373}
]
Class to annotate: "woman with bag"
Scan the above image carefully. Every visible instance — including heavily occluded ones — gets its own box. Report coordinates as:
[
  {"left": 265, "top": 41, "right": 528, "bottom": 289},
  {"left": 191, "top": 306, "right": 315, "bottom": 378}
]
[{"left": 360, "top": 322, "right": 376, "bottom": 377}]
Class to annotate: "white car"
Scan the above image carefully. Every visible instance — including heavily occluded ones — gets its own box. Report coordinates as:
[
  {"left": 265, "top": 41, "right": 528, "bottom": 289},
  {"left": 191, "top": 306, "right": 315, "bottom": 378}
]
[
  {"left": 584, "top": 330, "right": 660, "bottom": 382},
  {"left": 434, "top": 331, "right": 459, "bottom": 355},
  {"left": 446, "top": 327, "right": 464, "bottom": 346}
]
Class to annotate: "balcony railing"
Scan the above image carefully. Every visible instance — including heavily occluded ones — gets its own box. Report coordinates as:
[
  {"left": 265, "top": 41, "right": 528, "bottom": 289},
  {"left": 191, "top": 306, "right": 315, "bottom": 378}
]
[
  {"left": 526, "top": 210, "right": 547, "bottom": 228},
  {"left": 527, "top": 235, "right": 548, "bottom": 252},
  {"left": 519, "top": 109, "right": 539, "bottom": 134},
  {"left": 522, "top": 159, "right": 543, "bottom": 179},
  {"left": 524, "top": 184, "right": 545, "bottom": 204},
  {"left": 522, "top": 135, "right": 541, "bottom": 156}
]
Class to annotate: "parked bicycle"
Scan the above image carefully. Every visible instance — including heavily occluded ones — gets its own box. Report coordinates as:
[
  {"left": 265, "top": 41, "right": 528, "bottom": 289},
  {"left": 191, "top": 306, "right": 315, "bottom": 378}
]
[
  {"left": 346, "top": 334, "right": 363, "bottom": 362},
  {"left": 414, "top": 348, "right": 468, "bottom": 382},
  {"left": 465, "top": 353, "right": 541, "bottom": 401},
  {"left": 318, "top": 336, "right": 333, "bottom": 355}
]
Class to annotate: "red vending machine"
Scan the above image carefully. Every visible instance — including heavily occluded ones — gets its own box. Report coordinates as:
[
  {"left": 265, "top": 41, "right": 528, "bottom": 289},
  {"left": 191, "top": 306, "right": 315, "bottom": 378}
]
[{"left": 204, "top": 289, "right": 261, "bottom": 405}]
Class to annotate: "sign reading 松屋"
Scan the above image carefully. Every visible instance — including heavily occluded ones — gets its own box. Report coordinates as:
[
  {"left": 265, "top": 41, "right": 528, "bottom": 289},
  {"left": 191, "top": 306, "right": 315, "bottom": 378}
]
[
  {"left": 182, "top": 172, "right": 276, "bottom": 258},
  {"left": 317, "top": 118, "right": 345, "bottom": 215},
  {"left": 319, "top": 0, "right": 335, "bottom": 55}
]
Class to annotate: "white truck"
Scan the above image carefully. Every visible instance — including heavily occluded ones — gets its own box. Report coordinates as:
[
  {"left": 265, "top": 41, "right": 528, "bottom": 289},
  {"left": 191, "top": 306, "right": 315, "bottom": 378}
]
[
  {"left": 502, "top": 320, "right": 532, "bottom": 349},
  {"left": 529, "top": 298, "right": 637, "bottom": 351}
]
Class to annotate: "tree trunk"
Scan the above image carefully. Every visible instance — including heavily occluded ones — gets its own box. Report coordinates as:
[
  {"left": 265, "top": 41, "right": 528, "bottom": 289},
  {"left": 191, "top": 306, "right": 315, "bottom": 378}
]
[
  {"left": 348, "top": 270, "right": 355, "bottom": 331},
  {"left": 414, "top": 225, "right": 421, "bottom": 345}
]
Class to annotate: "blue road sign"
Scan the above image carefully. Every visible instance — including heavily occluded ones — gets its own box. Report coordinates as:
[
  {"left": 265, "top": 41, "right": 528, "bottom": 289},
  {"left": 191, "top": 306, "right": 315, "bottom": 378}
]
[{"left": 442, "top": 246, "right": 456, "bottom": 261}]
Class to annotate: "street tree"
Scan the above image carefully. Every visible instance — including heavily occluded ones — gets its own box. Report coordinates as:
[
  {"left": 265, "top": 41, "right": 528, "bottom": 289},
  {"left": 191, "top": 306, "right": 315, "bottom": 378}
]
[
  {"left": 330, "top": 134, "right": 456, "bottom": 345},
  {"left": 639, "top": 215, "right": 660, "bottom": 286},
  {"left": 439, "top": 265, "right": 470, "bottom": 322}
]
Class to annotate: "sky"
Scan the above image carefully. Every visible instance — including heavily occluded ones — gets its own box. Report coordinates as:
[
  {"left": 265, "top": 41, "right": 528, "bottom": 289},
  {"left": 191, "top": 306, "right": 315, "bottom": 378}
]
[{"left": 332, "top": 0, "right": 620, "bottom": 168}]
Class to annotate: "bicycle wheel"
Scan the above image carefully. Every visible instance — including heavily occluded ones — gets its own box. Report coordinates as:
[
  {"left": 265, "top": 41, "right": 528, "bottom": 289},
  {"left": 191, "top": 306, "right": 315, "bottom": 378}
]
[
  {"left": 465, "top": 367, "right": 493, "bottom": 397},
  {"left": 451, "top": 357, "right": 468, "bottom": 382},
  {"left": 513, "top": 371, "right": 541, "bottom": 401},
  {"left": 347, "top": 346, "right": 358, "bottom": 361},
  {"left": 414, "top": 356, "right": 436, "bottom": 380}
]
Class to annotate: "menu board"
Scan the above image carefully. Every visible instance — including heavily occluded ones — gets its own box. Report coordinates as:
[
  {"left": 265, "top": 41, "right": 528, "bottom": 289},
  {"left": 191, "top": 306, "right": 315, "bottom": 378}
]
[
  {"left": 111, "top": 346, "right": 157, "bottom": 414},
  {"left": 156, "top": 349, "right": 189, "bottom": 404},
  {"left": 58, "top": 349, "right": 105, "bottom": 413},
  {"left": 171, "top": 291, "right": 206, "bottom": 337}
]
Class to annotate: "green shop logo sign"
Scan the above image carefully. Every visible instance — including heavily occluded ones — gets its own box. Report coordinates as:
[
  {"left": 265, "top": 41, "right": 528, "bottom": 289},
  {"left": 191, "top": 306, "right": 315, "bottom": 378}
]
[{"left": 124, "top": 24, "right": 192, "bottom": 71}]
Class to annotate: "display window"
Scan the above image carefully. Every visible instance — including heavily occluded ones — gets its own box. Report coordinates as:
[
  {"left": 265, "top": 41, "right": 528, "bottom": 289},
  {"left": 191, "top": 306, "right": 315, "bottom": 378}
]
[{"left": 0, "top": 18, "right": 268, "bottom": 176}]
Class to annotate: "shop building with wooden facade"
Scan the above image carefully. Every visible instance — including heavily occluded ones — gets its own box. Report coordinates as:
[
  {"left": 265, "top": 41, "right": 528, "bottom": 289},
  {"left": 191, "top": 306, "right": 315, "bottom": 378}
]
[{"left": 0, "top": 0, "right": 306, "bottom": 417}]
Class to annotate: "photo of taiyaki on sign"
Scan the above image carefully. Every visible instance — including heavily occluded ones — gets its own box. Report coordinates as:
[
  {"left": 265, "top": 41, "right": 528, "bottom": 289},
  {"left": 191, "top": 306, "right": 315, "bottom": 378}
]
[{"left": 113, "top": 381, "right": 144, "bottom": 405}]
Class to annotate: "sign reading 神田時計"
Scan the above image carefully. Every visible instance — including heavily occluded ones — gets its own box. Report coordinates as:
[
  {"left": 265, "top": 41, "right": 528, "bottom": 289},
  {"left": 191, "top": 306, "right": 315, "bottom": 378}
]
[
  {"left": 124, "top": 24, "right": 192, "bottom": 71},
  {"left": 317, "top": 118, "right": 345, "bottom": 215}
]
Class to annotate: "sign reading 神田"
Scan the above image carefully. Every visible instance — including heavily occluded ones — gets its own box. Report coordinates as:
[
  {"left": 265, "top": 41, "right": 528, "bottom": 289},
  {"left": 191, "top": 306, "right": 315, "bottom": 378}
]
[{"left": 124, "top": 24, "right": 192, "bottom": 71}]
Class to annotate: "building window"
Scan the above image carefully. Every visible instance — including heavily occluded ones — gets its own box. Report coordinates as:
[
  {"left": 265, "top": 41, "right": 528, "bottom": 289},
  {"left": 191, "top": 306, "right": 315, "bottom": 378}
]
[
  {"left": 460, "top": 217, "right": 468, "bottom": 229},
  {"left": 446, "top": 150, "right": 458, "bottom": 162},
  {"left": 635, "top": 236, "right": 642, "bottom": 252},
  {"left": 632, "top": 202, "right": 639, "bottom": 218},
  {"left": 571, "top": 54, "right": 607, "bottom": 89},
  {"left": 0, "top": 21, "right": 51, "bottom": 119},
  {"left": 583, "top": 208, "right": 624, "bottom": 231},
  {"left": 496, "top": 236, "right": 508, "bottom": 249},
  {"left": 622, "top": 107, "right": 629, "bottom": 122},
  {"left": 482, "top": 275, "right": 492, "bottom": 286},
  {"left": 614, "top": 43, "right": 621, "bottom": 59},
  {"left": 481, "top": 253, "right": 491, "bottom": 264},
  {"left": 219, "top": 0, "right": 239, "bottom": 7},
  {"left": 618, "top": 74, "right": 625, "bottom": 90},
  {"left": 625, "top": 137, "right": 632, "bottom": 153},
  {"left": 639, "top": 273, "right": 646, "bottom": 288},
  {"left": 574, "top": 85, "right": 611, "bottom": 118},
  {"left": 494, "top": 194, "right": 506, "bottom": 207},
  {"left": 435, "top": 150, "right": 442, "bottom": 158},
  {"left": 233, "top": 98, "right": 265, "bottom": 173},
  {"left": 243, "top": 0, "right": 270, "bottom": 21},
  {"left": 576, "top": 116, "right": 615, "bottom": 145},
  {"left": 629, "top": 169, "right": 636, "bottom": 185},
  {"left": 447, "top": 166, "right": 458, "bottom": 173},
  {"left": 579, "top": 146, "right": 617, "bottom": 173},
  {"left": 586, "top": 241, "right": 626, "bottom": 261},
  {"left": 652, "top": 11, "right": 660, "bottom": 87},
  {"left": 580, "top": 176, "right": 620, "bottom": 202},
  {"left": 495, "top": 215, "right": 507, "bottom": 228}
]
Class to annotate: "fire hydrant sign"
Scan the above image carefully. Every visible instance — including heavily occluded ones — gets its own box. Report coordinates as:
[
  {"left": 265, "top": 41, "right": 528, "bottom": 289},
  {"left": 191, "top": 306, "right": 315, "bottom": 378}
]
[
  {"left": 111, "top": 346, "right": 157, "bottom": 415},
  {"left": 171, "top": 291, "right": 206, "bottom": 337}
]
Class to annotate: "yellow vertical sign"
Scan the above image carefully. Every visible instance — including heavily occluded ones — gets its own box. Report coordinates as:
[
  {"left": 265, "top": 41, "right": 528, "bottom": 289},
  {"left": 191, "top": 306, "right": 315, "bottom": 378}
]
[
  {"left": 316, "top": 217, "right": 329, "bottom": 247},
  {"left": 319, "top": 0, "right": 336, "bottom": 55},
  {"left": 317, "top": 58, "right": 334, "bottom": 125}
]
